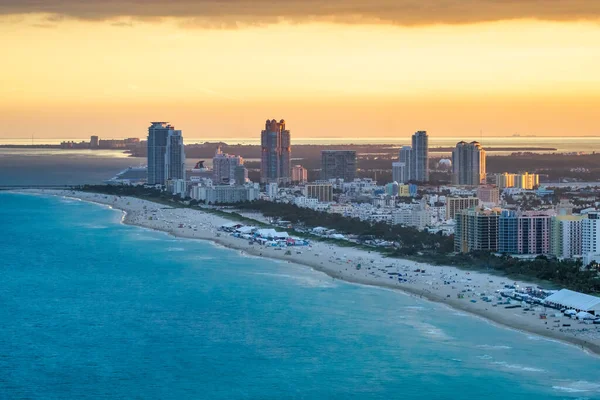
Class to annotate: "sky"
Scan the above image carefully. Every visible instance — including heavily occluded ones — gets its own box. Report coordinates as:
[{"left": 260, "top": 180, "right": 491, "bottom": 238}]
[{"left": 1, "top": 1, "right": 599, "bottom": 141}]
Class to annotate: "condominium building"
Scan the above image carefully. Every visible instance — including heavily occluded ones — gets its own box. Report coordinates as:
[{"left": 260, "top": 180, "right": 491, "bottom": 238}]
[
  {"left": 321, "top": 150, "right": 357, "bottom": 181},
  {"left": 147, "top": 122, "right": 185, "bottom": 185},
  {"left": 305, "top": 183, "right": 334, "bottom": 203},
  {"left": 477, "top": 185, "right": 500, "bottom": 205},
  {"left": 454, "top": 207, "right": 501, "bottom": 253},
  {"left": 550, "top": 215, "right": 584, "bottom": 260},
  {"left": 411, "top": 131, "right": 429, "bottom": 182},
  {"left": 165, "top": 129, "right": 185, "bottom": 181},
  {"left": 191, "top": 185, "right": 260, "bottom": 204},
  {"left": 515, "top": 172, "right": 540, "bottom": 190},
  {"left": 582, "top": 211, "right": 600, "bottom": 265},
  {"left": 446, "top": 196, "right": 480, "bottom": 220},
  {"left": 234, "top": 165, "right": 248, "bottom": 185},
  {"left": 452, "top": 141, "right": 486, "bottom": 186},
  {"left": 213, "top": 146, "right": 243, "bottom": 185},
  {"left": 498, "top": 210, "right": 553, "bottom": 255},
  {"left": 392, "top": 162, "right": 408, "bottom": 184},
  {"left": 493, "top": 172, "right": 539, "bottom": 189},
  {"left": 260, "top": 119, "right": 291, "bottom": 184},
  {"left": 291, "top": 164, "right": 308, "bottom": 183}
]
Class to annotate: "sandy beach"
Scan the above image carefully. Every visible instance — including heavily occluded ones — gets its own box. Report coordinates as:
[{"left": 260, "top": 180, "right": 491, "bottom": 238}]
[{"left": 18, "top": 189, "right": 600, "bottom": 356}]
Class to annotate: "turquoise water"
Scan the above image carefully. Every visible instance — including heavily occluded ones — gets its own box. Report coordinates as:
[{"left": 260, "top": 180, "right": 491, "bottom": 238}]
[{"left": 1, "top": 192, "right": 599, "bottom": 399}]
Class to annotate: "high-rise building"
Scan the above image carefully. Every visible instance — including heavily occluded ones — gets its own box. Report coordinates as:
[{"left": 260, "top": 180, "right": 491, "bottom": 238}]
[
  {"left": 147, "top": 122, "right": 182, "bottom": 186},
  {"left": 446, "top": 196, "right": 480, "bottom": 220},
  {"left": 411, "top": 131, "right": 429, "bottom": 182},
  {"left": 90, "top": 135, "right": 99, "bottom": 149},
  {"left": 165, "top": 129, "right": 185, "bottom": 182},
  {"left": 213, "top": 146, "right": 243, "bottom": 185},
  {"left": 454, "top": 207, "right": 501, "bottom": 253},
  {"left": 321, "top": 150, "right": 357, "bottom": 181},
  {"left": 582, "top": 211, "right": 600, "bottom": 265},
  {"left": 452, "top": 141, "right": 486, "bottom": 186},
  {"left": 477, "top": 185, "right": 500, "bottom": 205},
  {"left": 305, "top": 183, "right": 333, "bottom": 202},
  {"left": 260, "top": 119, "right": 291, "bottom": 184},
  {"left": 234, "top": 165, "right": 248, "bottom": 185},
  {"left": 498, "top": 210, "right": 553, "bottom": 255},
  {"left": 392, "top": 162, "right": 407, "bottom": 184},
  {"left": 399, "top": 146, "right": 413, "bottom": 181},
  {"left": 550, "top": 215, "right": 584, "bottom": 260},
  {"left": 291, "top": 165, "right": 308, "bottom": 183}
]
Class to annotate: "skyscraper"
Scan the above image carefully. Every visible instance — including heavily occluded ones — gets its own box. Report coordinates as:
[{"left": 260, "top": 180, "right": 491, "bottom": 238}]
[
  {"left": 320, "top": 150, "right": 357, "bottom": 181},
  {"left": 452, "top": 141, "right": 486, "bottom": 186},
  {"left": 148, "top": 122, "right": 182, "bottom": 186},
  {"left": 411, "top": 131, "right": 429, "bottom": 182},
  {"left": 260, "top": 119, "right": 291, "bottom": 184},
  {"left": 213, "top": 146, "right": 243, "bottom": 185},
  {"left": 392, "top": 162, "right": 407, "bottom": 184},
  {"left": 398, "top": 145, "right": 413, "bottom": 180},
  {"left": 165, "top": 129, "right": 185, "bottom": 182}
]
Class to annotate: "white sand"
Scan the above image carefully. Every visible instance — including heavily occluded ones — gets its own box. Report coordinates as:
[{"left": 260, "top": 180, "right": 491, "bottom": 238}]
[{"left": 20, "top": 189, "right": 600, "bottom": 355}]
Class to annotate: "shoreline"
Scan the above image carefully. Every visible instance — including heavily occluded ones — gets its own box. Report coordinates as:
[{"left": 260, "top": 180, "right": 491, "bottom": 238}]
[{"left": 12, "top": 189, "right": 600, "bottom": 357}]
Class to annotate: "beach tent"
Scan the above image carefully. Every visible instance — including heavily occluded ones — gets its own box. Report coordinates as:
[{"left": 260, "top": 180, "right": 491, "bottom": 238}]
[
  {"left": 256, "top": 228, "right": 278, "bottom": 239},
  {"left": 544, "top": 289, "right": 600, "bottom": 314},
  {"left": 564, "top": 309, "right": 577, "bottom": 316},
  {"left": 236, "top": 226, "right": 256, "bottom": 234},
  {"left": 576, "top": 311, "right": 595, "bottom": 320}
]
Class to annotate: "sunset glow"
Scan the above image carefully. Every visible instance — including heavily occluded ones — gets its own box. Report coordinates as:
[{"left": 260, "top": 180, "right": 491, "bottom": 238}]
[{"left": 1, "top": 7, "right": 599, "bottom": 139}]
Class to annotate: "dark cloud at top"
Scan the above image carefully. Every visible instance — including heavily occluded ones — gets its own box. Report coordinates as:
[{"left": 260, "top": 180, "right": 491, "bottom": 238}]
[{"left": 1, "top": 0, "right": 600, "bottom": 26}]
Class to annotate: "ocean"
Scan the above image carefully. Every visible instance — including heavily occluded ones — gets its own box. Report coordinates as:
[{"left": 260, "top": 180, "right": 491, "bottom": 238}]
[{"left": 1, "top": 192, "right": 599, "bottom": 399}]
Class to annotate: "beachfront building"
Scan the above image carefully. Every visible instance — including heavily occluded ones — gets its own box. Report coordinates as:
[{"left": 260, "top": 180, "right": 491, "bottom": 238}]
[
  {"left": 452, "top": 141, "right": 486, "bottom": 186},
  {"left": 260, "top": 119, "right": 291, "bottom": 184},
  {"left": 165, "top": 129, "right": 185, "bottom": 182},
  {"left": 477, "top": 185, "right": 500, "bottom": 205},
  {"left": 454, "top": 207, "right": 501, "bottom": 253},
  {"left": 191, "top": 184, "right": 260, "bottom": 204},
  {"left": 411, "top": 131, "right": 429, "bottom": 182},
  {"left": 582, "top": 211, "right": 600, "bottom": 265},
  {"left": 498, "top": 210, "right": 553, "bottom": 255},
  {"left": 446, "top": 196, "right": 480, "bottom": 220},
  {"left": 291, "top": 165, "right": 308, "bottom": 183},
  {"left": 213, "top": 146, "right": 243, "bottom": 185},
  {"left": 148, "top": 122, "right": 181, "bottom": 186},
  {"left": 550, "top": 215, "right": 584, "bottom": 260},
  {"left": 305, "top": 183, "right": 334, "bottom": 203},
  {"left": 321, "top": 150, "right": 357, "bottom": 181}
]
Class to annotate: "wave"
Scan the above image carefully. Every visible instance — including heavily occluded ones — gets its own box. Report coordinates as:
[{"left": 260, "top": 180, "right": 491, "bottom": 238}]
[
  {"left": 166, "top": 247, "right": 185, "bottom": 252},
  {"left": 251, "top": 272, "right": 337, "bottom": 288},
  {"left": 491, "top": 361, "right": 544, "bottom": 373},
  {"left": 552, "top": 381, "right": 600, "bottom": 393},
  {"left": 476, "top": 344, "right": 512, "bottom": 350},
  {"left": 476, "top": 354, "right": 493, "bottom": 360}
]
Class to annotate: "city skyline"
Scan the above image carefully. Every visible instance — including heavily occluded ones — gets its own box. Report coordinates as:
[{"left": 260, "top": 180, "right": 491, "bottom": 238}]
[{"left": 1, "top": 2, "right": 600, "bottom": 139}]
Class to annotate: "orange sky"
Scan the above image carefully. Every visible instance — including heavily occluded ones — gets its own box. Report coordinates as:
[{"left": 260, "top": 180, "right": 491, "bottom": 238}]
[{"left": 1, "top": 10, "right": 599, "bottom": 140}]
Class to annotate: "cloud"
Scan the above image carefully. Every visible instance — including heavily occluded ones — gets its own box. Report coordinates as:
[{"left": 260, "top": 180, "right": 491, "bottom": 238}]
[{"left": 1, "top": 0, "right": 600, "bottom": 27}]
